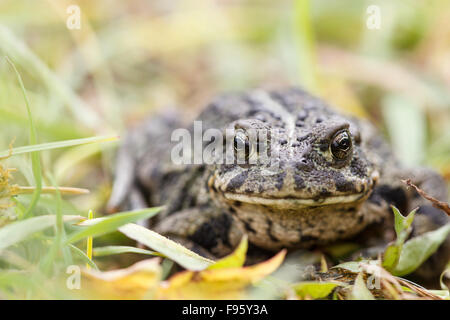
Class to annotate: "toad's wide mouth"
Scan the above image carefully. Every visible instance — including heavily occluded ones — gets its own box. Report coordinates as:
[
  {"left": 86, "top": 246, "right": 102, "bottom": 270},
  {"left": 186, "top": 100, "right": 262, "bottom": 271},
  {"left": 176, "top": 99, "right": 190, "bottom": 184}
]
[{"left": 223, "top": 191, "right": 370, "bottom": 209}]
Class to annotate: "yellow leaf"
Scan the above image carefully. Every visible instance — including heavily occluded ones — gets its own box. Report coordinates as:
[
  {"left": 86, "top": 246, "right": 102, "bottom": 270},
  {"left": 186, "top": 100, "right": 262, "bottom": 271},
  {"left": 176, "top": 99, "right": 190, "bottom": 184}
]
[
  {"left": 207, "top": 235, "right": 248, "bottom": 270},
  {"left": 156, "top": 249, "right": 286, "bottom": 300},
  {"left": 81, "top": 258, "right": 162, "bottom": 299}
]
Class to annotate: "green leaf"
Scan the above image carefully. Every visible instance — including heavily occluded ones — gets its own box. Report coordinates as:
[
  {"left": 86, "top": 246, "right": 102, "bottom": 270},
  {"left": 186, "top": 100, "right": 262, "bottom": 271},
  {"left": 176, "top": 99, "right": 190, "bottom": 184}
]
[
  {"left": 382, "top": 207, "right": 418, "bottom": 271},
  {"left": 393, "top": 224, "right": 450, "bottom": 276},
  {"left": 207, "top": 235, "right": 248, "bottom": 270},
  {"left": 118, "top": 223, "right": 214, "bottom": 271},
  {"left": 293, "top": 281, "right": 342, "bottom": 299},
  {"left": 0, "top": 136, "right": 119, "bottom": 158},
  {"left": 349, "top": 273, "right": 375, "bottom": 300},
  {"left": 0, "top": 215, "right": 82, "bottom": 252},
  {"left": 392, "top": 206, "right": 416, "bottom": 240},
  {"left": 93, "top": 246, "right": 164, "bottom": 257},
  {"left": 382, "top": 243, "right": 401, "bottom": 271},
  {"left": 333, "top": 260, "right": 372, "bottom": 273},
  {"left": 65, "top": 207, "right": 162, "bottom": 244}
]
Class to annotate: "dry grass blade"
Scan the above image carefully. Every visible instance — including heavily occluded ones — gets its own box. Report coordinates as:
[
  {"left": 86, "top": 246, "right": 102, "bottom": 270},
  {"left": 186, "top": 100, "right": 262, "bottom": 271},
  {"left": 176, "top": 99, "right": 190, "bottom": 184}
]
[
  {"left": 16, "top": 186, "right": 90, "bottom": 195},
  {"left": 396, "top": 278, "right": 444, "bottom": 300}
]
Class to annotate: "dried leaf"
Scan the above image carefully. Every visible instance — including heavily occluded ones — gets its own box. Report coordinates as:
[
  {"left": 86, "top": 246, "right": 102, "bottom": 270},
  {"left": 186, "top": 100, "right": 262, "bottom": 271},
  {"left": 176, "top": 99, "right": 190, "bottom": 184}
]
[
  {"left": 156, "top": 250, "right": 286, "bottom": 300},
  {"left": 81, "top": 258, "right": 162, "bottom": 299}
]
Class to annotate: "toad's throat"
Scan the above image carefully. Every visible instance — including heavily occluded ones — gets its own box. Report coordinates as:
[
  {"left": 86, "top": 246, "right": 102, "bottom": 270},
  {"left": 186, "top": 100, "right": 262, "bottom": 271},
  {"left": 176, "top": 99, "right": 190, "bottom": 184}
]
[{"left": 223, "top": 191, "right": 369, "bottom": 208}]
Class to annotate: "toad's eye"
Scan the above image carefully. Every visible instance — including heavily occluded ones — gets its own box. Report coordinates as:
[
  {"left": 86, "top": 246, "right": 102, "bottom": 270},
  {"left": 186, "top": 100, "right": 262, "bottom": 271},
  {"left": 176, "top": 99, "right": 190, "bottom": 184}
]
[
  {"left": 234, "top": 129, "right": 252, "bottom": 161},
  {"left": 330, "top": 130, "right": 352, "bottom": 160}
]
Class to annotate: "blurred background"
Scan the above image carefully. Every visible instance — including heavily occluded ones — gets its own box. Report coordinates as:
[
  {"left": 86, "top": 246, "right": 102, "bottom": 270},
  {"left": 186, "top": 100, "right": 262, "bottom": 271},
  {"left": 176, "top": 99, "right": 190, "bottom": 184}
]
[{"left": 0, "top": 0, "right": 449, "bottom": 218}]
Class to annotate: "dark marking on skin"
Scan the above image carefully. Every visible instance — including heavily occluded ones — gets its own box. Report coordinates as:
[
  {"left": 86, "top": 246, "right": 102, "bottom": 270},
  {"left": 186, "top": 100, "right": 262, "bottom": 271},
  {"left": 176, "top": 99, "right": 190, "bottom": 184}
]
[
  {"left": 226, "top": 171, "right": 249, "bottom": 192},
  {"left": 357, "top": 215, "right": 364, "bottom": 224},
  {"left": 243, "top": 220, "right": 257, "bottom": 233},
  {"left": 188, "top": 196, "right": 197, "bottom": 207},
  {"left": 333, "top": 171, "right": 357, "bottom": 193},
  {"left": 291, "top": 142, "right": 300, "bottom": 147},
  {"left": 258, "top": 184, "right": 264, "bottom": 193},
  {"left": 319, "top": 143, "right": 328, "bottom": 152},
  {"left": 233, "top": 201, "right": 241, "bottom": 207},
  {"left": 275, "top": 172, "right": 286, "bottom": 191},
  {"left": 189, "top": 213, "right": 232, "bottom": 249},
  {"left": 266, "top": 220, "right": 280, "bottom": 242},
  {"left": 297, "top": 134, "right": 311, "bottom": 143},
  {"left": 294, "top": 175, "right": 306, "bottom": 190},
  {"left": 368, "top": 185, "right": 408, "bottom": 214},
  {"left": 280, "top": 139, "right": 288, "bottom": 145},
  {"left": 219, "top": 165, "right": 236, "bottom": 174},
  {"left": 319, "top": 188, "right": 332, "bottom": 197}
]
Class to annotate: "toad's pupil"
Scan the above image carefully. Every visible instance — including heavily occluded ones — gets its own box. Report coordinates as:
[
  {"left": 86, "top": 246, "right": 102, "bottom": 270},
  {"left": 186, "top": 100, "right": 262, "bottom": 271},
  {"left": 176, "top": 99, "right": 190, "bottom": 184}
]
[{"left": 338, "top": 136, "right": 350, "bottom": 149}]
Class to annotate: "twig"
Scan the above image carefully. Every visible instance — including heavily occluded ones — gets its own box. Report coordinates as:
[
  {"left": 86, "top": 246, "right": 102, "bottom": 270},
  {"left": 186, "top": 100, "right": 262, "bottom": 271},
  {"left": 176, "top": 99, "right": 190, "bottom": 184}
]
[{"left": 402, "top": 179, "right": 450, "bottom": 216}]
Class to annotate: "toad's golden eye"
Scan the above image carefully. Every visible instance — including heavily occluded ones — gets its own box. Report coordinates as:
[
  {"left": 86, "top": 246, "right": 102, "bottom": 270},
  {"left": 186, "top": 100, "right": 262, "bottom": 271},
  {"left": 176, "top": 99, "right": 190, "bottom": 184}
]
[
  {"left": 330, "top": 130, "right": 352, "bottom": 160},
  {"left": 234, "top": 129, "right": 252, "bottom": 160}
]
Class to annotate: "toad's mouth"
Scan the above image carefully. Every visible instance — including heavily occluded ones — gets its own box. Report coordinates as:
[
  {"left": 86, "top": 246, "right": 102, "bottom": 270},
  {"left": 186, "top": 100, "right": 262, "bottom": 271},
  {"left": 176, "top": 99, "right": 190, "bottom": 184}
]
[{"left": 223, "top": 191, "right": 370, "bottom": 208}]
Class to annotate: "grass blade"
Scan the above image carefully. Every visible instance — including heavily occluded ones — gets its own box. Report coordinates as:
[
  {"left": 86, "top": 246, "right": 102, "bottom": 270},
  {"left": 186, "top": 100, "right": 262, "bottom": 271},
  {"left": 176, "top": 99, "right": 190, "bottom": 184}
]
[
  {"left": 0, "top": 215, "right": 82, "bottom": 252},
  {"left": 0, "top": 135, "right": 119, "bottom": 158},
  {"left": 118, "top": 223, "right": 214, "bottom": 271},
  {"left": 69, "top": 244, "right": 99, "bottom": 270},
  {"left": 5, "top": 56, "right": 42, "bottom": 219},
  {"left": 93, "top": 245, "right": 164, "bottom": 257},
  {"left": 65, "top": 207, "right": 162, "bottom": 244}
]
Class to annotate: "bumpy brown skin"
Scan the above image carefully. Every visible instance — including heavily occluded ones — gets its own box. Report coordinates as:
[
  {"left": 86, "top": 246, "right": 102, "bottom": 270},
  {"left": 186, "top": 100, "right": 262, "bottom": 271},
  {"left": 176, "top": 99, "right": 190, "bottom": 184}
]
[{"left": 108, "top": 88, "right": 449, "bottom": 280}]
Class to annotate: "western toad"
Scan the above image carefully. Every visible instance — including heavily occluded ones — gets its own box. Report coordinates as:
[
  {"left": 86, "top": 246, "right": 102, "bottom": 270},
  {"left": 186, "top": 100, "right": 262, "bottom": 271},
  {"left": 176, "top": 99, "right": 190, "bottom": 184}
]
[{"left": 108, "top": 88, "right": 449, "bottom": 278}]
